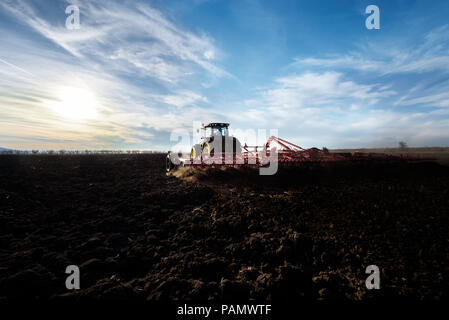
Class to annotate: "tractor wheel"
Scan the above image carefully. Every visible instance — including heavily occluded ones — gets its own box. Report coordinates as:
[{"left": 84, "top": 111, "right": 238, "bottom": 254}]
[
  {"left": 202, "top": 142, "right": 211, "bottom": 156},
  {"left": 191, "top": 144, "right": 202, "bottom": 159},
  {"left": 166, "top": 152, "right": 174, "bottom": 172}
]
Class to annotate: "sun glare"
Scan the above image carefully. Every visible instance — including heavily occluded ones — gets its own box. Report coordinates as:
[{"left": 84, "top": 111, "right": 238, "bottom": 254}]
[{"left": 49, "top": 86, "right": 100, "bottom": 121}]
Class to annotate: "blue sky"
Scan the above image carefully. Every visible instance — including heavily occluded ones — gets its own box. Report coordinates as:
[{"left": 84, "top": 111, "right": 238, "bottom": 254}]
[{"left": 1, "top": 0, "right": 449, "bottom": 150}]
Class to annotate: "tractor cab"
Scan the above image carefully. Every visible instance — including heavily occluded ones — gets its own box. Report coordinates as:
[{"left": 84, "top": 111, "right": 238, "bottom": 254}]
[
  {"left": 202, "top": 123, "right": 229, "bottom": 138},
  {"left": 190, "top": 122, "right": 241, "bottom": 159}
]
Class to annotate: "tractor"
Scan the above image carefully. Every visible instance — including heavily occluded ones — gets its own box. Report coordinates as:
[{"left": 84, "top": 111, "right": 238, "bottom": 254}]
[
  {"left": 166, "top": 123, "right": 430, "bottom": 173},
  {"left": 190, "top": 122, "right": 242, "bottom": 159}
]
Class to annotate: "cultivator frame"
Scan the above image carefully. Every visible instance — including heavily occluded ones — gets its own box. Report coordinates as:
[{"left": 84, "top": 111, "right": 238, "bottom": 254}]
[{"left": 166, "top": 136, "right": 428, "bottom": 172}]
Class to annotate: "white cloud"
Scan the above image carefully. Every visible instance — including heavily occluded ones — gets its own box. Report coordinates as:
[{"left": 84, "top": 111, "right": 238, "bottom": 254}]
[
  {"left": 0, "top": 0, "right": 232, "bottom": 149},
  {"left": 258, "top": 72, "right": 395, "bottom": 113},
  {"left": 203, "top": 22, "right": 449, "bottom": 147},
  {"left": 234, "top": 71, "right": 449, "bottom": 148},
  {"left": 0, "top": 0, "right": 229, "bottom": 83},
  {"left": 159, "top": 91, "right": 209, "bottom": 108},
  {"left": 292, "top": 25, "right": 449, "bottom": 76},
  {"left": 1, "top": 1, "right": 448, "bottom": 149},
  {"left": 394, "top": 80, "right": 449, "bottom": 108}
]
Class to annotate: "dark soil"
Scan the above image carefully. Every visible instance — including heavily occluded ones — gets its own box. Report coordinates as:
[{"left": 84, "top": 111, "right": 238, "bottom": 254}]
[{"left": 0, "top": 154, "right": 448, "bottom": 301}]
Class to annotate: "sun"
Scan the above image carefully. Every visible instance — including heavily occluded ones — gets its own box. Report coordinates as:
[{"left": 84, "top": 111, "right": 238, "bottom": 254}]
[{"left": 49, "top": 86, "right": 100, "bottom": 121}]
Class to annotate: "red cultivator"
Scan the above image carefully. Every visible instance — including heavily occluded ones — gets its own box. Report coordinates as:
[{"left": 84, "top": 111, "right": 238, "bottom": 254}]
[{"left": 166, "top": 123, "right": 429, "bottom": 173}]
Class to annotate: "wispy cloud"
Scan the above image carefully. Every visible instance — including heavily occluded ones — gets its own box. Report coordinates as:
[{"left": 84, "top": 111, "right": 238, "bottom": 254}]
[
  {"left": 393, "top": 79, "right": 449, "bottom": 108},
  {"left": 0, "top": 57, "right": 36, "bottom": 77},
  {"left": 293, "top": 25, "right": 449, "bottom": 74},
  {"left": 243, "top": 25, "right": 449, "bottom": 147},
  {"left": 0, "top": 0, "right": 231, "bottom": 149},
  {"left": 260, "top": 72, "right": 395, "bottom": 110},
  {"left": 240, "top": 71, "right": 395, "bottom": 128},
  {"left": 237, "top": 69, "right": 448, "bottom": 148},
  {"left": 1, "top": 1, "right": 449, "bottom": 149},
  {"left": 0, "top": 0, "right": 229, "bottom": 82}
]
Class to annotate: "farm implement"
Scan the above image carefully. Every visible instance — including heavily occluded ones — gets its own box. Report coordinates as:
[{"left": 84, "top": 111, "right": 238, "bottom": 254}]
[{"left": 166, "top": 122, "right": 429, "bottom": 174}]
